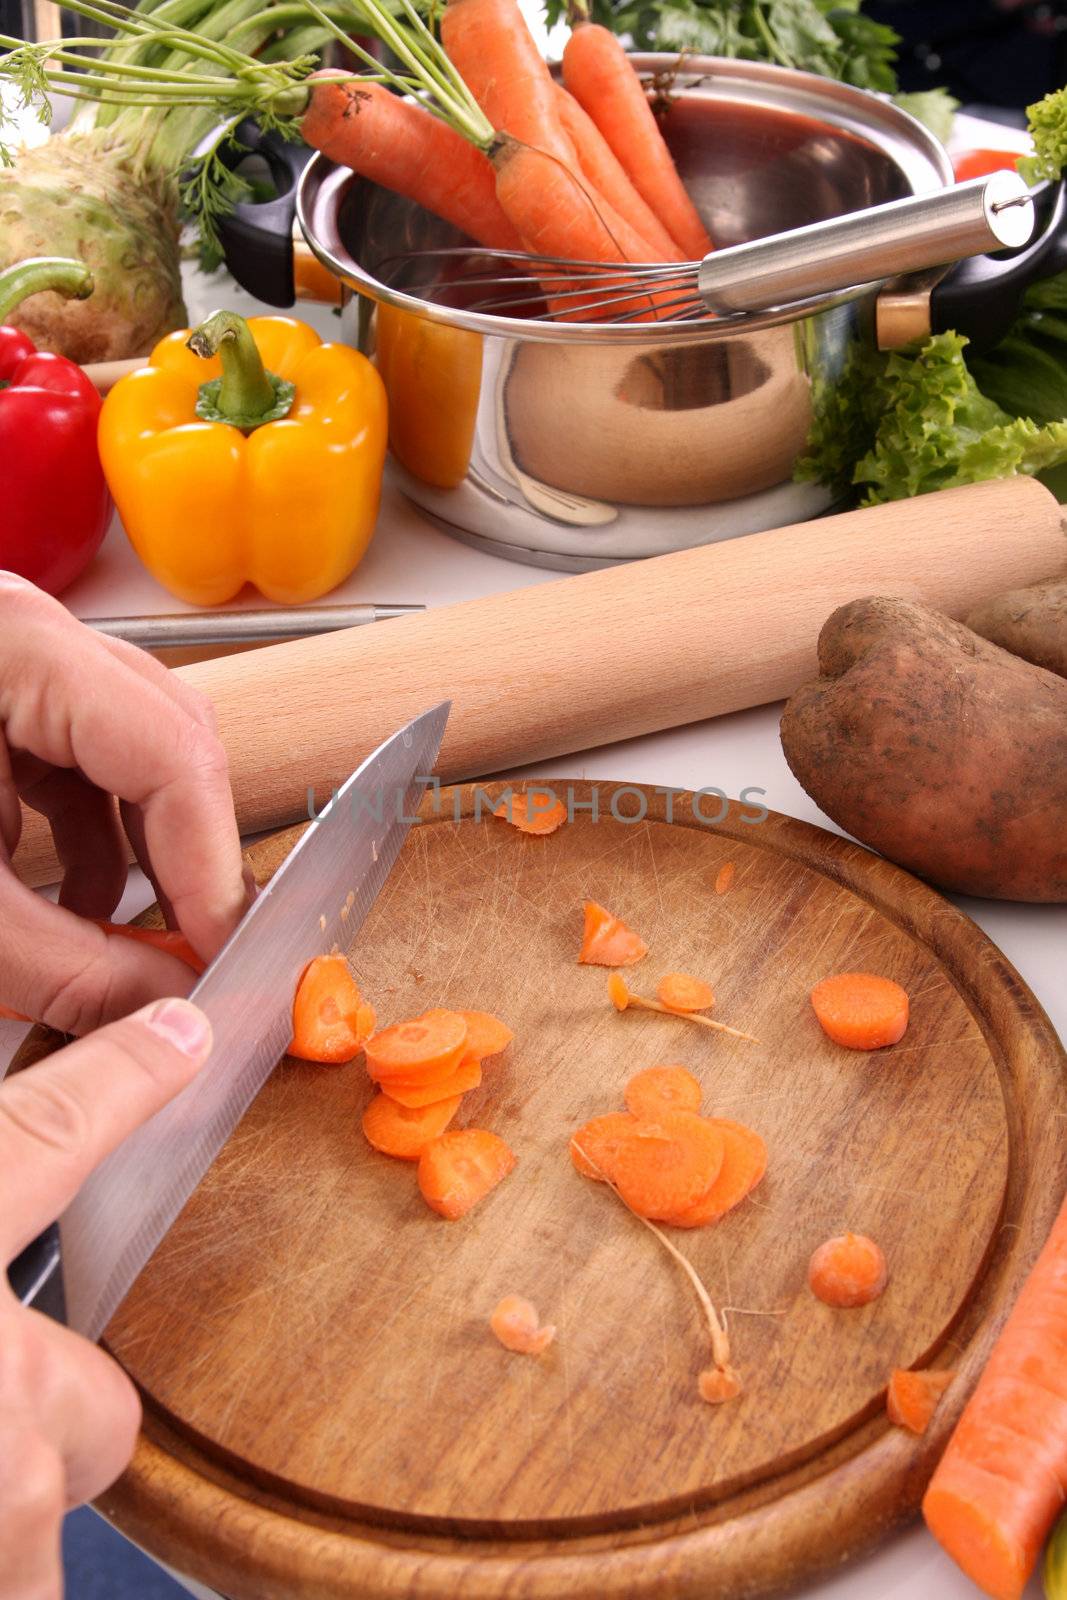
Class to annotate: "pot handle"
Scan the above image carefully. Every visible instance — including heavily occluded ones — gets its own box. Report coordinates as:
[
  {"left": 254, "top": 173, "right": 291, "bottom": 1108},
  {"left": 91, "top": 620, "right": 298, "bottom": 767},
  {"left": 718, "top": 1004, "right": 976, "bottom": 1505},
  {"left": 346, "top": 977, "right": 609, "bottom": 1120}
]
[
  {"left": 208, "top": 119, "right": 312, "bottom": 308},
  {"left": 928, "top": 178, "right": 1067, "bottom": 352}
]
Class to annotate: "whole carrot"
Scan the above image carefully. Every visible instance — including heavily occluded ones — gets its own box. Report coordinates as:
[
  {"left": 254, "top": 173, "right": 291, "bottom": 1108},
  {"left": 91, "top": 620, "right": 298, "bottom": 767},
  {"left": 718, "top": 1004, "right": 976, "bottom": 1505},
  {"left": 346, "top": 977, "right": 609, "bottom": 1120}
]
[
  {"left": 441, "top": 0, "right": 575, "bottom": 169},
  {"left": 554, "top": 85, "right": 683, "bottom": 262},
  {"left": 301, "top": 75, "right": 523, "bottom": 252},
  {"left": 562, "top": 19, "right": 713, "bottom": 260},
  {"left": 923, "top": 1190, "right": 1067, "bottom": 1599}
]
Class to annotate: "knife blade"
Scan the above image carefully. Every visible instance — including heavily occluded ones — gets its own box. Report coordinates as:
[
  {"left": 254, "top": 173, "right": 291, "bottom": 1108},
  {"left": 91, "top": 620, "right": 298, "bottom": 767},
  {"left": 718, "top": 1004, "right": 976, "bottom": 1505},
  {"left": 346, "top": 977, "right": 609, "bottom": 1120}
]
[{"left": 56, "top": 702, "right": 450, "bottom": 1340}]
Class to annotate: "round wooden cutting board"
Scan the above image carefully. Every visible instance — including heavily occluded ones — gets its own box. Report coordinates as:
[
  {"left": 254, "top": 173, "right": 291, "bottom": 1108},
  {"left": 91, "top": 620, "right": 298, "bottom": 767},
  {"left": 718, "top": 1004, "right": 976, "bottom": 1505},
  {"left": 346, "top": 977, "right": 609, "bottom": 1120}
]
[{"left": 17, "top": 784, "right": 1067, "bottom": 1599}]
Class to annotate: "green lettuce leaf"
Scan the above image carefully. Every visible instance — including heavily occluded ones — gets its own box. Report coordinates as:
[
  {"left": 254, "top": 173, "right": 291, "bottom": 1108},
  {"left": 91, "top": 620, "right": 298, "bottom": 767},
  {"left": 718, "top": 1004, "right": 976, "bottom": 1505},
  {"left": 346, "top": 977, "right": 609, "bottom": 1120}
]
[
  {"left": 851, "top": 332, "right": 1067, "bottom": 504},
  {"left": 1019, "top": 84, "right": 1067, "bottom": 184},
  {"left": 892, "top": 88, "right": 959, "bottom": 145}
]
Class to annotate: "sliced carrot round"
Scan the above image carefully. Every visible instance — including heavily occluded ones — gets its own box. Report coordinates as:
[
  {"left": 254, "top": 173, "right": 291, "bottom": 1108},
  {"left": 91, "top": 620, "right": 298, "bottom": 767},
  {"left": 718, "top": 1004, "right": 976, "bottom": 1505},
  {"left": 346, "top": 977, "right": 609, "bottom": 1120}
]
[
  {"left": 569, "top": 1111, "right": 639, "bottom": 1180},
  {"left": 656, "top": 973, "right": 715, "bottom": 1013},
  {"left": 290, "top": 954, "right": 375, "bottom": 1064},
  {"left": 664, "top": 1118, "right": 767, "bottom": 1228},
  {"left": 417, "top": 1129, "right": 517, "bottom": 1220},
  {"left": 364, "top": 1008, "right": 468, "bottom": 1079},
  {"left": 809, "top": 1232, "right": 888, "bottom": 1307},
  {"left": 810, "top": 973, "right": 909, "bottom": 1050},
  {"left": 361, "top": 1091, "right": 462, "bottom": 1160},
  {"left": 455, "top": 1009, "right": 513, "bottom": 1060},
  {"left": 624, "top": 1065, "right": 702, "bottom": 1118},
  {"left": 578, "top": 900, "right": 648, "bottom": 967},
  {"left": 490, "top": 1295, "right": 556, "bottom": 1355},
  {"left": 381, "top": 1053, "right": 483, "bottom": 1108},
  {"left": 610, "top": 1110, "right": 725, "bottom": 1222},
  {"left": 887, "top": 1368, "right": 954, "bottom": 1435}
]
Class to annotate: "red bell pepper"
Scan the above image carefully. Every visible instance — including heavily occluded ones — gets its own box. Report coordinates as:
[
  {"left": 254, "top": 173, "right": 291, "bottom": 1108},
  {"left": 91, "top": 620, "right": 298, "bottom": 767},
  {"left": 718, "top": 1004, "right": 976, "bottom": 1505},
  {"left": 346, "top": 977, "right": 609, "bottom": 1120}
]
[{"left": 0, "top": 258, "right": 112, "bottom": 596}]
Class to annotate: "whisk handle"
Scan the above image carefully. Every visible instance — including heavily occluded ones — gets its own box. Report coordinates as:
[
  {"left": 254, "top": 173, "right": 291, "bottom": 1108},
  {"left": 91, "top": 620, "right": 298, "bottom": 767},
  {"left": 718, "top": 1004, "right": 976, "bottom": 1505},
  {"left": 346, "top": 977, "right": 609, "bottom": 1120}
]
[{"left": 695, "top": 172, "right": 1035, "bottom": 316}]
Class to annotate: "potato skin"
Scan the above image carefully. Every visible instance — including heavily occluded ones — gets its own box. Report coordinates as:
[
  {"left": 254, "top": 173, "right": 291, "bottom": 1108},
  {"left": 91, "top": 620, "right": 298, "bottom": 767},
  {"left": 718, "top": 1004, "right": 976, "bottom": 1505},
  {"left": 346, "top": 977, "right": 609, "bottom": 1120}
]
[
  {"left": 780, "top": 597, "right": 1067, "bottom": 902},
  {"left": 966, "top": 577, "right": 1067, "bottom": 681}
]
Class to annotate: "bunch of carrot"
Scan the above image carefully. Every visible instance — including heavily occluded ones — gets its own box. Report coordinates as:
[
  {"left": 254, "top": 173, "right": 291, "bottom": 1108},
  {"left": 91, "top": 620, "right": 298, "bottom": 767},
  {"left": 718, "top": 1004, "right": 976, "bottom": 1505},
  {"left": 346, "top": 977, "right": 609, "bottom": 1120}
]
[{"left": 296, "top": 0, "right": 713, "bottom": 320}]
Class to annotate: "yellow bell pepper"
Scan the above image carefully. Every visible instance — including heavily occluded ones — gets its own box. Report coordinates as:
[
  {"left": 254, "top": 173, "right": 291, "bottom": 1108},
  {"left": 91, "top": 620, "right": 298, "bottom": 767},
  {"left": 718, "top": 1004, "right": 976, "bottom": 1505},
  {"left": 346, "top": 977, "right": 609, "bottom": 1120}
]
[{"left": 99, "top": 312, "right": 387, "bottom": 606}]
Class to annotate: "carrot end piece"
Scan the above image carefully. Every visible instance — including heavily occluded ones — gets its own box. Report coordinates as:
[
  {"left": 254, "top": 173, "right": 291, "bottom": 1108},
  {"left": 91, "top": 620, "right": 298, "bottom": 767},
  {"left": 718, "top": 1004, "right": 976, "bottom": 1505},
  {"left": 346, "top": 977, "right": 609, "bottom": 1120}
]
[
  {"left": 808, "top": 1232, "right": 887, "bottom": 1307},
  {"left": 578, "top": 900, "right": 648, "bottom": 967}
]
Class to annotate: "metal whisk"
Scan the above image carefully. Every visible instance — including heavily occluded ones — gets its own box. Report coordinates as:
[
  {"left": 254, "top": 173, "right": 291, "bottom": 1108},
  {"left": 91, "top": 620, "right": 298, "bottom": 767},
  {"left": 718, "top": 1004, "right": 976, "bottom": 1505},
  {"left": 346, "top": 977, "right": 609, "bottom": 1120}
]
[{"left": 374, "top": 171, "right": 1039, "bottom": 325}]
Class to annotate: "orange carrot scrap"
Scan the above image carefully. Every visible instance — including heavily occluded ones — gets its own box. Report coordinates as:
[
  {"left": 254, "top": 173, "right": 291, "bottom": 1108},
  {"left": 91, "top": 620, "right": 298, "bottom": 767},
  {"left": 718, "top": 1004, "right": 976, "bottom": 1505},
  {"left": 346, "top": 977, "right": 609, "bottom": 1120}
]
[
  {"left": 665, "top": 1118, "right": 767, "bottom": 1228},
  {"left": 417, "top": 1128, "right": 516, "bottom": 1220},
  {"left": 810, "top": 972, "right": 909, "bottom": 1050},
  {"left": 714, "top": 862, "right": 735, "bottom": 895},
  {"left": 605, "top": 1110, "right": 724, "bottom": 1223},
  {"left": 608, "top": 975, "right": 759, "bottom": 1043},
  {"left": 656, "top": 972, "right": 715, "bottom": 1013},
  {"left": 578, "top": 900, "right": 648, "bottom": 967},
  {"left": 493, "top": 791, "right": 568, "bottom": 836},
  {"left": 490, "top": 1295, "right": 556, "bottom": 1356},
  {"left": 809, "top": 1233, "right": 888, "bottom": 1308},
  {"left": 381, "top": 1053, "right": 483, "bottom": 1108},
  {"left": 887, "top": 1368, "right": 955, "bottom": 1435},
  {"left": 569, "top": 1111, "right": 640, "bottom": 1180},
  {"left": 364, "top": 1008, "right": 468, "bottom": 1080},
  {"left": 455, "top": 1009, "right": 513, "bottom": 1059},
  {"left": 290, "top": 954, "right": 376, "bottom": 1064},
  {"left": 624, "top": 1065, "right": 702, "bottom": 1118},
  {"left": 361, "top": 1091, "right": 462, "bottom": 1161}
]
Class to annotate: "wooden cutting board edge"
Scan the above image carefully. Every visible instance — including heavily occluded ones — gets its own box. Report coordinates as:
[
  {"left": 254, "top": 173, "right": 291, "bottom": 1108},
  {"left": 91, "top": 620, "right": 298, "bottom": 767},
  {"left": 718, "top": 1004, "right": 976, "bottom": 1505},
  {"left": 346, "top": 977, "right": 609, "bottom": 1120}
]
[{"left": 42, "top": 785, "right": 1063, "bottom": 1599}]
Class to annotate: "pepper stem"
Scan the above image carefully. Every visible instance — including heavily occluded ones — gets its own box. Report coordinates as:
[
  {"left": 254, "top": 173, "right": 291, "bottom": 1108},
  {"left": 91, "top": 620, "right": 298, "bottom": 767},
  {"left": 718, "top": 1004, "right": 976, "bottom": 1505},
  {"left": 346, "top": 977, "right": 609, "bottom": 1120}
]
[
  {"left": 188, "top": 310, "right": 294, "bottom": 429},
  {"left": 0, "top": 257, "right": 93, "bottom": 324}
]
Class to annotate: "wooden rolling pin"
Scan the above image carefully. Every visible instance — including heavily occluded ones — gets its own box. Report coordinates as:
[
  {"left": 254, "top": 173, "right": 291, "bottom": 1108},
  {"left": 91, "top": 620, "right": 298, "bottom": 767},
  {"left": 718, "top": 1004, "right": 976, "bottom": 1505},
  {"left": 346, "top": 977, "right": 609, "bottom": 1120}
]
[{"left": 13, "top": 477, "right": 1066, "bottom": 888}]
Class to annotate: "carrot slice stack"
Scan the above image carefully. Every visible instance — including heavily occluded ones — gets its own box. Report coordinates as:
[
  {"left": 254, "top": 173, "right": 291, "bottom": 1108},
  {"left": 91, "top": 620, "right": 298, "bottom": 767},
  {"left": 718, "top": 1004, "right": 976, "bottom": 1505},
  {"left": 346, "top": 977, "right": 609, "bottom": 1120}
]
[
  {"left": 362, "top": 1092, "right": 463, "bottom": 1160},
  {"left": 578, "top": 900, "right": 648, "bottom": 967},
  {"left": 365, "top": 1008, "right": 469, "bottom": 1080},
  {"left": 382, "top": 1053, "right": 483, "bottom": 1108},
  {"left": 290, "top": 953, "right": 376, "bottom": 1064}
]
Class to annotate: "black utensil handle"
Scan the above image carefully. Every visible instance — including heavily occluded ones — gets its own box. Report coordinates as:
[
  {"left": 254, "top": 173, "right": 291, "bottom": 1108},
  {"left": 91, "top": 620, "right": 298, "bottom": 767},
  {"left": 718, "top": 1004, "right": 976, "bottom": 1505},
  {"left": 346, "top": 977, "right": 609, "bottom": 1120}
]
[
  {"left": 205, "top": 119, "right": 315, "bottom": 309},
  {"left": 930, "top": 180, "right": 1067, "bottom": 353},
  {"left": 8, "top": 1222, "right": 66, "bottom": 1323}
]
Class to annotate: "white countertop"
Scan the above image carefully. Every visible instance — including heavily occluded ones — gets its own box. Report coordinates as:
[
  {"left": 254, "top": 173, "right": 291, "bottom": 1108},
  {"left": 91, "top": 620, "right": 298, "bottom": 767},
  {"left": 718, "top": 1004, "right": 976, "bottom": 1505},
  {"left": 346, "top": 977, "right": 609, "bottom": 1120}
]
[{"left": 3, "top": 199, "right": 1061, "bottom": 1599}]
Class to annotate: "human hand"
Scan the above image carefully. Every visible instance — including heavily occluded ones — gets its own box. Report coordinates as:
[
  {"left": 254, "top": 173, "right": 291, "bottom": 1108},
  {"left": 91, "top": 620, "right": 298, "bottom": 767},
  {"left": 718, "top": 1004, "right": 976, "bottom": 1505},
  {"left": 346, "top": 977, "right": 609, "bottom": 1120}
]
[
  {"left": 0, "top": 573, "right": 248, "bottom": 1032},
  {"left": 0, "top": 996, "right": 213, "bottom": 1600}
]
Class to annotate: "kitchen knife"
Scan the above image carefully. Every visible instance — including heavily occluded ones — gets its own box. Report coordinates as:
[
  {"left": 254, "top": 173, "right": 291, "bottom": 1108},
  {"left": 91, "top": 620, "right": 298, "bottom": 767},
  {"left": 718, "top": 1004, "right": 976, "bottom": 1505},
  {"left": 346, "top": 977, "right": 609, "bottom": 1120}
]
[{"left": 12, "top": 702, "right": 449, "bottom": 1341}]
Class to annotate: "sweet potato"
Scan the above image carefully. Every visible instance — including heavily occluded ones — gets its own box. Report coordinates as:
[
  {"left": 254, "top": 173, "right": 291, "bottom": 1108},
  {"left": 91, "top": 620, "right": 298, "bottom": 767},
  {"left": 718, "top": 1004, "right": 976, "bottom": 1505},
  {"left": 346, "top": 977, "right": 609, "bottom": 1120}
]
[
  {"left": 780, "top": 597, "right": 1067, "bottom": 902},
  {"left": 965, "top": 577, "right": 1067, "bottom": 681}
]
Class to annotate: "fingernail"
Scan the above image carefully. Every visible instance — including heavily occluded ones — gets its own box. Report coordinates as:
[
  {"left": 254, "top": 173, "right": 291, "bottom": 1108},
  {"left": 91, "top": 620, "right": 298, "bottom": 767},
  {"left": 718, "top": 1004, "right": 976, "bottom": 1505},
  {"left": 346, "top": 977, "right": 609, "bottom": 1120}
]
[{"left": 146, "top": 998, "right": 213, "bottom": 1058}]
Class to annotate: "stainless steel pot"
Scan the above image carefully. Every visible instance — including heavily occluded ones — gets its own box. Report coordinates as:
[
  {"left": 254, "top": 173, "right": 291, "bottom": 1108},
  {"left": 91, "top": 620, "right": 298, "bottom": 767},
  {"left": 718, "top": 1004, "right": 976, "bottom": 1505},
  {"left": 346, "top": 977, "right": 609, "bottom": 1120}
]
[{"left": 216, "top": 57, "right": 1067, "bottom": 571}]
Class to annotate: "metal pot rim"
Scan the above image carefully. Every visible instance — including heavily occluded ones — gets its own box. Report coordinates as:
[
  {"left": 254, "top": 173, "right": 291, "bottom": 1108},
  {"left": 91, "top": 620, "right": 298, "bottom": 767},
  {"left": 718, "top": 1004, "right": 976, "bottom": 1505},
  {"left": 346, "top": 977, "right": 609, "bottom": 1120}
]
[{"left": 295, "top": 52, "right": 955, "bottom": 345}]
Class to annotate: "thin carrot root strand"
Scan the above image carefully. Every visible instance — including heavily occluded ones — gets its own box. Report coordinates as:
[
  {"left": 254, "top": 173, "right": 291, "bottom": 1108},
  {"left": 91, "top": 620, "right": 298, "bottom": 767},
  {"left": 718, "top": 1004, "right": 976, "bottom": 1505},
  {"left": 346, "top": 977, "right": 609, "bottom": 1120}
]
[
  {"left": 809, "top": 1233, "right": 888, "bottom": 1308},
  {"left": 810, "top": 972, "right": 909, "bottom": 1050},
  {"left": 571, "top": 1138, "right": 734, "bottom": 1385},
  {"left": 490, "top": 1295, "right": 556, "bottom": 1356},
  {"left": 609, "top": 979, "right": 758, "bottom": 1042},
  {"left": 656, "top": 972, "right": 715, "bottom": 1013},
  {"left": 887, "top": 1369, "right": 955, "bottom": 1435}
]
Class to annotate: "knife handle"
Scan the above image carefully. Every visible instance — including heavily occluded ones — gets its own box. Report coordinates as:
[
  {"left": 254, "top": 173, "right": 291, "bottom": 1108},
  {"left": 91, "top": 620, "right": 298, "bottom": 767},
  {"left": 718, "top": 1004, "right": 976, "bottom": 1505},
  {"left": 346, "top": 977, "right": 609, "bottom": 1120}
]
[{"left": 8, "top": 1223, "right": 66, "bottom": 1322}]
